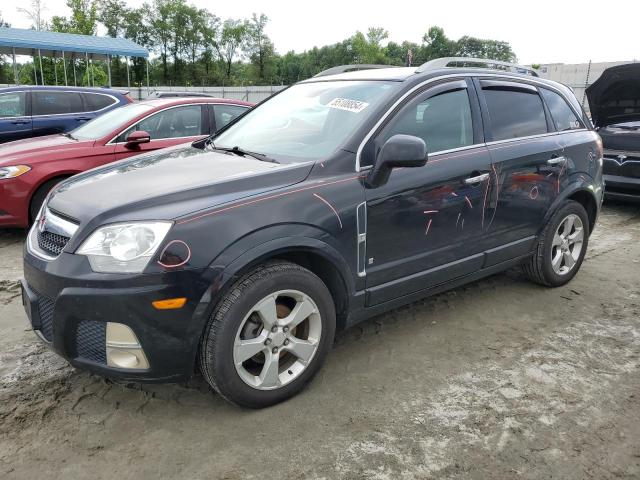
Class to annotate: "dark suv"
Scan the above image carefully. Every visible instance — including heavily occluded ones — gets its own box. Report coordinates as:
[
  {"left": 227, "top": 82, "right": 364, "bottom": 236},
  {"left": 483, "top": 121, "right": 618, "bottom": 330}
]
[
  {"left": 586, "top": 63, "right": 640, "bottom": 201},
  {"left": 22, "top": 58, "right": 604, "bottom": 408}
]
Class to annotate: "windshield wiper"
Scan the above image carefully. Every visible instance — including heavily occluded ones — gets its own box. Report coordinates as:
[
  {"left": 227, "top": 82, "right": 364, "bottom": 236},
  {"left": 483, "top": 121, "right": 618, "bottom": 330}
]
[
  {"left": 62, "top": 132, "right": 78, "bottom": 140},
  {"left": 210, "top": 144, "right": 279, "bottom": 163}
]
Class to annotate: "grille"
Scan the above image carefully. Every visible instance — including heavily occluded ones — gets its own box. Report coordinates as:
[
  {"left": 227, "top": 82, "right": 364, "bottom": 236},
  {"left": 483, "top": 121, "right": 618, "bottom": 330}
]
[
  {"left": 35, "top": 290, "right": 55, "bottom": 342},
  {"left": 37, "top": 230, "right": 70, "bottom": 257},
  {"left": 76, "top": 320, "right": 107, "bottom": 364},
  {"left": 603, "top": 157, "right": 640, "bottom": 178}
]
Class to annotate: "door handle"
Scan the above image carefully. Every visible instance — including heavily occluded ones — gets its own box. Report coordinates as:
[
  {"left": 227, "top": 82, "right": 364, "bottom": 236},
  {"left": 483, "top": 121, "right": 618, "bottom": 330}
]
[
  {"left": 547, "top": 156, "right": 566, "bottom": 165},
  {"left": 11, "top": 120, "right": 29, "bottom": 125},
  {"left": 464, "top": 173, "right": 490, "bottom": 185},
  {"left": 76, "top": 116, "right": 92, "bottom": 121}
]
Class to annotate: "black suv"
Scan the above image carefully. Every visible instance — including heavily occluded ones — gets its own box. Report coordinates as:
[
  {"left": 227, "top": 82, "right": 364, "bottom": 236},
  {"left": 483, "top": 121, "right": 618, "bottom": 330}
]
[
  {"left": 586, "top": 63, "right": 640, "bottom": 201},
  {"left": 22, "top": 58, "right": 604, "bottom": 408}
]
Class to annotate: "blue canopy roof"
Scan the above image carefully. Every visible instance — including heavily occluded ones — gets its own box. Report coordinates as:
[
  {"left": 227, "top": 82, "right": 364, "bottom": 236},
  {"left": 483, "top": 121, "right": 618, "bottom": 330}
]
[{"left": 0, "top": 27, "right": 148, "bottom": 59}]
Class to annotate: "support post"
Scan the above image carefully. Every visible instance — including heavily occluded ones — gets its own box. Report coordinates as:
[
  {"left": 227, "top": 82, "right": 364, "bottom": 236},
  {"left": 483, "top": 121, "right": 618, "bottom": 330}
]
[
  {"left": 107, "top": 54, "right": 111, "bottom": 87},
  {"left": 62, "top": 51, "right": 68, "bottom": 86},
  {"left": 126, "top": 56, "right": 130, "bottom": 88},
  {"left": 85, "top": 52, "right": 89, "bottom": 86},
  {"left": 53, "top": 52, "right": 58, "bottom": 85},
  {"left": 33, "top": 53, "right": 37, "bottom": 85},
  {"left": 146, "top": 58, "right": 150, "bottom": 96},
  {"left": 12, "top": 48, "right": 18, "bottom": 85},
  {"left": 38, "top": 49, "right": 44, "bottom": 86}
]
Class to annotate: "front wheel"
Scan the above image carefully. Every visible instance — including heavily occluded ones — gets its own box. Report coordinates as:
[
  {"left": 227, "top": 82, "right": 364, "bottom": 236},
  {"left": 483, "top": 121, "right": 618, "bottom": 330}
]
[
  {"left": 199, "top": 261, "right": 336, "bottom": 408},
  {"left": 522, "top": 200, "right": 590, "bottom": 287}
]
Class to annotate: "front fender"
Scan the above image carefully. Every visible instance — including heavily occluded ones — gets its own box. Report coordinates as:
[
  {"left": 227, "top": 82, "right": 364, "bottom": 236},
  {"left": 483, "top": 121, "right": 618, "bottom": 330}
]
[{"left": 208, "top": 227, "right": 357, "bottom": 301}]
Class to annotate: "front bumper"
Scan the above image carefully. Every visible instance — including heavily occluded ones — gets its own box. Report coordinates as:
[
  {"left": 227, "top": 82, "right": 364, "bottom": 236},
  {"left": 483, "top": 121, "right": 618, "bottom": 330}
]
[
  {"left": 22, "top": 250, "right": 212, "bottom": 382},
  {"left": 604, "top": 174, "right": 640, "bottom": 201},
  {"left": 0, "top": 177, "right": 31, "bottom": 228}
]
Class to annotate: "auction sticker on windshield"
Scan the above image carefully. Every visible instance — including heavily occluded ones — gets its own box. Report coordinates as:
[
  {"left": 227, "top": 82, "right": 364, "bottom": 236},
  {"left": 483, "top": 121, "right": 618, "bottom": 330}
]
[{"left": 327, "top": 98, "right": 369, "bottom": 113}]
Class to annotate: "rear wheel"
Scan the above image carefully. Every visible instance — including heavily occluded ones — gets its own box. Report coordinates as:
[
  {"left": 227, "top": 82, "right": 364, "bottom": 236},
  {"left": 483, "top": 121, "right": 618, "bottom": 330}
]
[
  {"left": 199, "top": 261, "right": 336, "bottom": 408},
  {"left": 523, "top": 200, "right": 589, "bottom": 287}
]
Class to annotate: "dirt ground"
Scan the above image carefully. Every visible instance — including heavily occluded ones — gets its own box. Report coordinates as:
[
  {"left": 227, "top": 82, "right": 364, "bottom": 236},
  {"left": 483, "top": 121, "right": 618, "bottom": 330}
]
[{"left": 1, "top": 201, "right": 639, "bottom": 480}]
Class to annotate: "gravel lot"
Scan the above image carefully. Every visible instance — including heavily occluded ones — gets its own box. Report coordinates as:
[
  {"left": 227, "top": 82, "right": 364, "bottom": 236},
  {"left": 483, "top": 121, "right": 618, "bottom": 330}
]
[{"left": 1, "top": 201, "right": 639, "bottom": 480}]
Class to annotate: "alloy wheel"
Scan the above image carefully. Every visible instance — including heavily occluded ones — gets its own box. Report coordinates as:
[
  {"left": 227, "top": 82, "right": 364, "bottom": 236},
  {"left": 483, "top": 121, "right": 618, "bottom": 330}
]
[
  {"left": 233, "top": 290, "right": 322, "bottom": 390},
  {"left": 551, "top": 213, "right": 584, "bottom": 275}
]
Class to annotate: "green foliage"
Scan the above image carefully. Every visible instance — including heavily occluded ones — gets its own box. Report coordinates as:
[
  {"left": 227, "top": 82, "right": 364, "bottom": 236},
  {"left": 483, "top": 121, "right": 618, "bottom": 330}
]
[
  {"left": 81, "top": 63, "right": 108, "bottom": 86},
  {"left": 7, "top": 0, "right": 518, "bottom": 88},
  {"left": 51, "top": 0, "right": 98, "bottom": 35}
]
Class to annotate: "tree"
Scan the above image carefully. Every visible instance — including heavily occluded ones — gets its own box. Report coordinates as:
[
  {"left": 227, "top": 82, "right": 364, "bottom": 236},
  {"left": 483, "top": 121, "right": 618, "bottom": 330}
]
[
  {"left": 97, "top": 0, "right": 126, "bottom": 37},
  {"left": 122, "top": 5, "right": 153, "bottom": 84},
  {"left": 17, "top": 0, "right": 47, "bottom": 31},
  {"left": 0, "top": 11, "right": 9, "bottom": 28},
  {"left": 422, "top": 26, "right": 456, "bottom": 60},
  {"left": 184, "top": 7, "right": 208, "bottom": 81},
  {"left": 200, "top": 12, "right": 221, "bottom": 83},
  {"left": 149, "top": 0, "right": 177, "bottom": 83},
  {"left": 245, "top": 13, "right": 275, "bottom": 83},
  {"left": 51, "top": 0, "right": 97, "bottom": 35},
  {"left": 167, "top": 1, "right": 192, "bottom": 83},
  {"left": 349, "top": 27, "right": 389, "bottom": 64},
  {"left": 455, "top": 36, "right": 516, "bottom": 62},
  {"left": 217, "top": 19, "right": 247, "bottom": 80}
]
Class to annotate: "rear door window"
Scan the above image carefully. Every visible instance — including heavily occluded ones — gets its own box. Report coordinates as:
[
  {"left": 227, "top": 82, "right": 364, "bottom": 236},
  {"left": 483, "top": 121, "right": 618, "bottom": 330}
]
[
  {"left": 83, "top": 93, "right": 117, "bottom": 112},
  {"left": 213, "top": 104, "right": 248, "bottom": 130},
  {"left": 540, "top": 88, "right": 583, "bottom": 131},
  {"left": 33, "top": 91, "right": 83, "bottom": 116},
  {"left": 481, "top": 83, "right": 548, "bottom": 141},
  {"left": 0, "top": 92, "right": 27, "bottom": 118}
]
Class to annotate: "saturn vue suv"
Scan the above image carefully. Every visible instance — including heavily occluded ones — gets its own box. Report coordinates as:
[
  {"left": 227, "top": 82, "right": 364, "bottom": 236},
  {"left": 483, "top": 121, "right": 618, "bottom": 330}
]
[{"left": 22, "top": 58, "right": 604, "bottom": 408}]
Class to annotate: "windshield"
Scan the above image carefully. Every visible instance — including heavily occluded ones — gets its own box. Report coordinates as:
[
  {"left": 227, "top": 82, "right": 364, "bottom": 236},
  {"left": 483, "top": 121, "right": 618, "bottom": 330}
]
[
  {"left": 212, "top": 81, "right": 399, "bottom": 161},
  {"left": 71, "top": 103, "right": 155, "bottom": 140}
]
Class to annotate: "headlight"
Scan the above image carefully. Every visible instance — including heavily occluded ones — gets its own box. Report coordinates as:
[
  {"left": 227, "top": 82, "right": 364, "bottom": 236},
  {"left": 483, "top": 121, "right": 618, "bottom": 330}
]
[
  {"left": 0, "top": 165, "right": 31, "bottom": 179},
  {"left": 77, "top": 222, "right": 172, "bottom": 273}
]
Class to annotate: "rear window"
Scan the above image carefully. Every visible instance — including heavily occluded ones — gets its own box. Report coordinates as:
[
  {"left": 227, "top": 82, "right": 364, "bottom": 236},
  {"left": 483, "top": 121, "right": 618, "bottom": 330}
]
[
  {"left": 83, "top": 93, "right": 117, "bottom": 112},
  {"left": 483, "top": 86, "right": 548, "bottom": 141},
  {"left": 540, "top": 88, "right": 583, "bottom": 131},
  {"left": 33, "top": 91, "right": 83, "bottom": 116}
]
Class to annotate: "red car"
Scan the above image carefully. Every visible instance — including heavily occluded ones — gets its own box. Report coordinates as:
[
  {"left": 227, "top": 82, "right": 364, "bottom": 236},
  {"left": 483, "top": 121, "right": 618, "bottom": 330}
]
[{"left": 0, "top": 97, "right": 252, "bottom": 227}]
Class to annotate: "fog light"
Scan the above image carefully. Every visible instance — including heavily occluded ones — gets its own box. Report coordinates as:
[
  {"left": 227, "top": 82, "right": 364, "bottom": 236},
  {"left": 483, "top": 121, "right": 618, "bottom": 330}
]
[{"left": 106, "top": 322, "right": 149, "bottom": 369}]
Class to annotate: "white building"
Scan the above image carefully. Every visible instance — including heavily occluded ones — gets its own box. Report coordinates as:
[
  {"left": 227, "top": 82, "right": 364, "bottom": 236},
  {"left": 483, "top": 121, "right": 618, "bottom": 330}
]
[{"left": 535, "top": 60, "right": 639, "bottom": 113}]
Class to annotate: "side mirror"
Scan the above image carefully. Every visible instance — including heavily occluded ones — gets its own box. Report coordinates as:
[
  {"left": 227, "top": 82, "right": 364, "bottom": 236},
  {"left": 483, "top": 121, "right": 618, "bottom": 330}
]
[
  {"left": 365, "top": 134, "right": 427, "bottom": 188},
  {"left": 125, "top": 130, "right": 151, "bottom": 148}
]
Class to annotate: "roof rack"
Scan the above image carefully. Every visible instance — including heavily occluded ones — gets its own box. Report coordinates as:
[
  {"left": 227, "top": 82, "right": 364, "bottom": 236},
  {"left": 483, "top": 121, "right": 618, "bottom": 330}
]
[
  {"left": 313, "top": 64, "right": 397, "bottom": 78},
  {"left": 416, "top": 57, "right": 539, "bottom": 77}
]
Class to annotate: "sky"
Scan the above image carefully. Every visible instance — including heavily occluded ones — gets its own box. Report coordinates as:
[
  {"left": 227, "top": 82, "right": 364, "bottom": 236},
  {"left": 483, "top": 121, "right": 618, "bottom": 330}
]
[{"left": 1, "top": 0, "right": 639, "bottom": 65}]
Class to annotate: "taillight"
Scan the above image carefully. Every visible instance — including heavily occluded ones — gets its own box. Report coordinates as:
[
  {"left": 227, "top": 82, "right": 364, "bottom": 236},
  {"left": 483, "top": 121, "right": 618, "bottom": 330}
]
[
  {"left": 594, "top": 133, "right": 604, "bottom": 168},
  {"left": 125, "top": 94, "right": 135, "bottom": 103}
]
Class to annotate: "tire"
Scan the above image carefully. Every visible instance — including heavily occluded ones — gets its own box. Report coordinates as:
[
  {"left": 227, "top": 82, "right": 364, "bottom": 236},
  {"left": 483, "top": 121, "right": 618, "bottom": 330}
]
[
  {"left": 199, "top": 261, "right": 336, "bottom": 408},
  {"left": 29, "top": 178, "right": 67, "bottom": 224},
  {"left": 522, "top": 200, "right": 590, "bottom": 287}
]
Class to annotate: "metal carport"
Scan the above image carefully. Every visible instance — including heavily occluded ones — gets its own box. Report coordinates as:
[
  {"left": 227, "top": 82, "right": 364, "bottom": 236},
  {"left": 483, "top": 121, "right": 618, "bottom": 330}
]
[{"left": 0, "top": 27, "right": 149, "bottom": 91}]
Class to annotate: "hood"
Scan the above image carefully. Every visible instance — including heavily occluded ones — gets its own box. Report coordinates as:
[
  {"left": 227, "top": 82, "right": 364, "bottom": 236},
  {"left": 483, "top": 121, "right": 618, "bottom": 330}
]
[
  {"left": 48, "top": 144, "right": 314, "bottom": 225},
  {"left": 586, "top": 63, "right": 640, "bottom": 127},
  {"left": 0, "top": 134, "right": 93, "bottom": 165}
]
